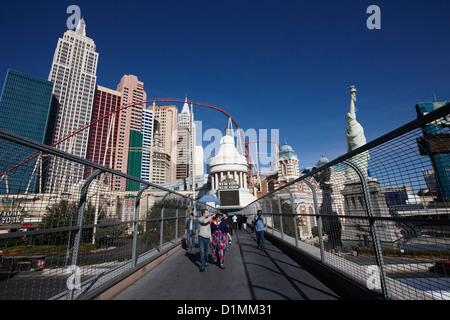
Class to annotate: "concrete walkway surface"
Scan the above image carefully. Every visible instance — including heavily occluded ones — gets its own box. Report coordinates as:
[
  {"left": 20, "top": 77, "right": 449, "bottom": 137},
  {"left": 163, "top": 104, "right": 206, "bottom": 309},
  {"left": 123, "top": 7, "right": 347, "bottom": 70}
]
[{"left": 112, "top": 228, "right": 345, "bottom": 300}]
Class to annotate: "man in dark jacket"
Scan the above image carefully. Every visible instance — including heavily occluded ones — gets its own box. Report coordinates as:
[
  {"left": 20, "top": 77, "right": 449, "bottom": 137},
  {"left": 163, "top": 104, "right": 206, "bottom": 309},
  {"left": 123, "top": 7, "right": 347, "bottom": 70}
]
[
  {"left": 185, "top": 213, "right": 198, "bottom": 252},
  {"left": 221, "top": 212, "right": 232, "bottom": 248}
]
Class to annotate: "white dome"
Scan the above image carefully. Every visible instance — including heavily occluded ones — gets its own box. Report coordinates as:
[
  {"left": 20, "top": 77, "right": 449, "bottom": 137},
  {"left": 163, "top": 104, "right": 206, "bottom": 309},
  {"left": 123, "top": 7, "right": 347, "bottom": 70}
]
[
  {"left": 220, "top": 135, "right": 234, "bottom": 144},
  {"left": 209, "top": 133, "right": 247, "bottom": 173}
]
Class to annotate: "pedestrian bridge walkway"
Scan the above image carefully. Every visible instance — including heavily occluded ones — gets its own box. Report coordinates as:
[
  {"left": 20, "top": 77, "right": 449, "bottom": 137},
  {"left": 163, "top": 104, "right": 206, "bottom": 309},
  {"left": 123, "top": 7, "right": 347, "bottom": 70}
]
[{"left": 111, "top": 228, "right": 352, "bottom": 300}]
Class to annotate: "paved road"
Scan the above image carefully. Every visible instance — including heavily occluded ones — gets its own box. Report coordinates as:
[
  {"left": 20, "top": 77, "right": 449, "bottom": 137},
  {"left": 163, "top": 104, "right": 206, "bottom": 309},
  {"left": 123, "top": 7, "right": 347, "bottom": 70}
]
[{"left": 113, "top": 228, "right": 343, "bottom": 300}]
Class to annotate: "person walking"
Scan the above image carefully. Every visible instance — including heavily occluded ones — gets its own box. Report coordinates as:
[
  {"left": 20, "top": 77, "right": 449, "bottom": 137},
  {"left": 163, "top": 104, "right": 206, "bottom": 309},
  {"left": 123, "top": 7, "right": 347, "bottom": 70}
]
[
  {"left": 237, "top": 215, "right": 242, "bottom": 230},
  {"left": 242, "top": 215, "right": 247, "bottom": 230},
  {"left": 211, "top": 213, "right": 231, "bottom": 269},
  {"left": 185, "top": 213, "right": 198, "bottom": 252},
  {"left": 221, "top": 212, "right": 231, "bottom": 249},
  {"left": 222, "top": 212, "right": 232, "bottom": 236},
  {"left": 197, "top": 209, "right": 212, "bottom": 272},
  {"left": 232, "top": 214, "right": 238, "bottom": 231},
  {"left": 252, "top": 210, "right": 265, "bottom": 250}
]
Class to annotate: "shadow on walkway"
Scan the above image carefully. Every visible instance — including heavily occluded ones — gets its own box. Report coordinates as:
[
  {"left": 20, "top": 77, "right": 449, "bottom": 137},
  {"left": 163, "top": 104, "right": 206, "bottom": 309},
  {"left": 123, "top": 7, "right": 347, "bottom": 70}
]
[{"left": 112, "top": 228, "right": 343, "bottom": 300}]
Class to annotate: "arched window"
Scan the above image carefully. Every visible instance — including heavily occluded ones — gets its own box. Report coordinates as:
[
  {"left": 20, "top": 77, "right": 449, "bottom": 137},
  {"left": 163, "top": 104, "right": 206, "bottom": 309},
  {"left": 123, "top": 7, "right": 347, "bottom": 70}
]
[{"left": 281, "top": 163, "right": 287, "bottom": 176}]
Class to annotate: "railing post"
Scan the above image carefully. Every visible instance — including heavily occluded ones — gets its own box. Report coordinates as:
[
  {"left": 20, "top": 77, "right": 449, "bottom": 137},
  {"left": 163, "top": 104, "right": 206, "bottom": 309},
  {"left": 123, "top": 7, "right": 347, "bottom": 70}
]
[
  {"left": 132, "top": 184, "right": 150, "bottom": 268},
  {"left": 277, "top": 195, "right": 284, "bottom": 240},
  {"left": 160, "top": 192, "right": 171, "bottom": 252},
  {"left": 67, "top": 169, "right": 102, "bottom": 300},
  {"left": 263, "top": 199, "right": 268, "bottom": 230},
  {"left": 186, "top": 197, "right": 190, "bottom": 218},
  {"left": 268, "top": 197, "right": 275, "bottom": 234},
  {"left": 175, "top": 198, "right": 181, "bottom": 244},
  {"left": 196, "top": 202, "right": 203, "bottom": 217},
  {"left": 284, "top": 188, "right": 299, "bottom": 248},
  {"left": 343, "top": 159, "right": 390, "bottom": 299},
  {"left": 246, "top": 203, "right": 253, "bottom": 228},
  {"left": 304, "top": 179, "right": 325, "bottom": 263}
]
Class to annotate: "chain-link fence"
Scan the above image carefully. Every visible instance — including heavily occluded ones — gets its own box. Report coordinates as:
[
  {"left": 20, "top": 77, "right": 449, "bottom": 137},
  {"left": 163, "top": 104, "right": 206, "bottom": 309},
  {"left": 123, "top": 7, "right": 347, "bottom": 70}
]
[
  {"left": 243, "top": 103, "right": 450, "bottom": 300},
  {"left": 0, "top": 129, "right": 218, "bottom": 300}
]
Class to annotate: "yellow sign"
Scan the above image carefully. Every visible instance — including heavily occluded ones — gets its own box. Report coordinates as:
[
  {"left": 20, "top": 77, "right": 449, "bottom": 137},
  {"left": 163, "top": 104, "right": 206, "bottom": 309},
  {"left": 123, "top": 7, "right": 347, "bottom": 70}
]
[
  {"left": 219, "top": 178, "right": 239, "bottom": 190},
  {"left": 0, "top": 199, "right": 24, "bottom": 225}
]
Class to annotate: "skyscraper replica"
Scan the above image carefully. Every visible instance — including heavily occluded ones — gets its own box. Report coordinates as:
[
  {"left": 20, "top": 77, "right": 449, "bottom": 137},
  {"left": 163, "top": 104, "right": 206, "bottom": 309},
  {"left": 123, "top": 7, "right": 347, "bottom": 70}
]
[
  {"left": 141, "top": 107, "right": 154, "bottom": 183},
  {"left": 149, "top": 120, "right": 171, "bottom": 185},
  {"left": 176, "top": 98, "right": 195, "bottom": 182},
  {"left": 45, "top": 19, "right": 99, "bottom": 193},
  {"left": 114, "top": 75, "right": 146, "bottom": 191},
  {"left": 153, "top": 105, "right": 178, "bottom": 182},
  {"left": 85, "top": 85, "right": 122, "bottom": 186}
]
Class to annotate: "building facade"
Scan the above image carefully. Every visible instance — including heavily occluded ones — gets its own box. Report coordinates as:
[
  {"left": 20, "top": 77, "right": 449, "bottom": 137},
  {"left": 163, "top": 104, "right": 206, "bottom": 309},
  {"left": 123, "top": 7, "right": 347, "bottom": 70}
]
[
  {"left": 85, "top": 85, "right": 122, "bottom": 185},
  {"left": 0, "top": 69, "right": 58, "bottom": 194},
  {"left": 149, "top": 125, "right": 171, "bottom": 185},
  {"left": 176, "top": 127, "right": 190, "bottom": 180},
  {"left": 140, "top": 107, "right": 154, "bottom": 183},
  {"left": 114, "top": 75, "right": 146, "bottom": 191},
  {"left": 176, "top": 98, "right": 192, "bottom": 181},
  {"left": 208, "top": 127, "right": 256, "bottom": 210},
  {"left": 46, "top": 18, "right": 99, "bottom": 193},
  {"left": 153, "top": 105, "right": 178, "bottom": 182},
  {"left": 258, "top": 143, "right": 346, "bottom": 242},
  {"left": 416, "top": 101, "right": 450, "bottom": 200},
  {"left": 126, "top": 130, "right": 143, "bottom": 191}
]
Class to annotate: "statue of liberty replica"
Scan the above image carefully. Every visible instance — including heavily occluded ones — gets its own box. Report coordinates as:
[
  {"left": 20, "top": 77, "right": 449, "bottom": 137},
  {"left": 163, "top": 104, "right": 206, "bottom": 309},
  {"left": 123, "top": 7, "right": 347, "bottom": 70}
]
[
  {"left": 341, "top": 86, "right": 401, "bottom": 248},
  {"left": 345, "top": 85, "right": 370, "bottom": 180}
]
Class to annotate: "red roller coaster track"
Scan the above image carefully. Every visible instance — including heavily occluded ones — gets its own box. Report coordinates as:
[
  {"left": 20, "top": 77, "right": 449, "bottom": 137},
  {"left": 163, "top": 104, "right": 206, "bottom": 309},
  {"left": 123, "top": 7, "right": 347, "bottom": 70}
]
[
  {"left": 1, "top": 99, "right": 247, "bottom": 177},
  {"left": 2, "top": 98, "right": 279, "bottom": 183}
]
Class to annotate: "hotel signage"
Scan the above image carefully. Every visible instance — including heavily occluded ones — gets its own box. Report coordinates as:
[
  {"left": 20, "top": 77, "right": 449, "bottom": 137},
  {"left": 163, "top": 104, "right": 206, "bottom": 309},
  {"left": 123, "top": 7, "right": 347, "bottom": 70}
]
[
  {"left": 219, "top": 178, "right": 239, "bottom": 190},
  {"left": 0, "top": 199, "right": 24, "bottom": 226}
]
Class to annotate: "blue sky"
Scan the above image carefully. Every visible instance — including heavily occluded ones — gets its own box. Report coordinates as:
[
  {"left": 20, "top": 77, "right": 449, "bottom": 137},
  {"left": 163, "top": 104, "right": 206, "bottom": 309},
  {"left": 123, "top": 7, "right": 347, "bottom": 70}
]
[{"left": 1, "top": 0, "right": 449, "bottom": 172}]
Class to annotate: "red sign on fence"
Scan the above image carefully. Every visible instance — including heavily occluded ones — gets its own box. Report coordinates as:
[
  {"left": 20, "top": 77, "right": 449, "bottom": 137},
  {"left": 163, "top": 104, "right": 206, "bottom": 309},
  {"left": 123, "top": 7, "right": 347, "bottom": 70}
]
[{"left": 36, "top": 258, "right": 45, "bottom": 271}]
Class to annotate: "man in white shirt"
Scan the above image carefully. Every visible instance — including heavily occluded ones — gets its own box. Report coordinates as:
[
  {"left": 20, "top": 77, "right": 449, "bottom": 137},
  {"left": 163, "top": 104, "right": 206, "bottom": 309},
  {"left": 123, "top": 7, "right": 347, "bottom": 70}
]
[{"left": 232, "top": 214, "right": 238, "bottom": 231}]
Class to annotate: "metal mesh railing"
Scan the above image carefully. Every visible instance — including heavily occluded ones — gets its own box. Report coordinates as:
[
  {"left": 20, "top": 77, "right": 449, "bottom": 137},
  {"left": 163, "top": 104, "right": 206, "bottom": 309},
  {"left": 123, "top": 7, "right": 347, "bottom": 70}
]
[
  {"left": 243, "top": 104, "right": 450, "bottom": 300},
  {"left": 0, "top": 130, "right": 218, "bottom": 300},
  {"left": 1, "top": 104, "right": 449, "bottom": 300}
]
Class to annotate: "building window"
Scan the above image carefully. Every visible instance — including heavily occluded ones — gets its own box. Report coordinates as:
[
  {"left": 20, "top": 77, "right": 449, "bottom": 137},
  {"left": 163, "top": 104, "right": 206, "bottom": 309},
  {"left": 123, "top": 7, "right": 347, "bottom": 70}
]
[{"left": 268, "top": 180, "right": 275, "bottom": 192}]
